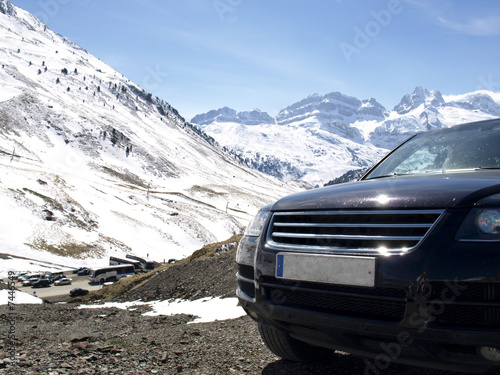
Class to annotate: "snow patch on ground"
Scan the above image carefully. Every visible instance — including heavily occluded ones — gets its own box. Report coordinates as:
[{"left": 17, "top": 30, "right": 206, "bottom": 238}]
[
  {"left": 78, "top": 296, "right": 245, "bottom": 324},
  {"left": 0, "top": 289, "right": 43, "bottom": 304}
]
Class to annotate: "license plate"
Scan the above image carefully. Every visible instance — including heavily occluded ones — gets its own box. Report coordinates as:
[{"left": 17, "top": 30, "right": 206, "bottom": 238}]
[{"left": 276, "top": 253, "right": 375, "bottom": 287}]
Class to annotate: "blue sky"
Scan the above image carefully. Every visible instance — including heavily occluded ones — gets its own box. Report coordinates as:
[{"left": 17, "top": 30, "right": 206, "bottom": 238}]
[{"left": 11, "top": 0, "right": 500, "bottom": 120}]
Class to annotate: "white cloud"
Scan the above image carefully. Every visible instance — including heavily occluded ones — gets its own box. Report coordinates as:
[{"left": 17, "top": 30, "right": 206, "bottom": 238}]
[
  {"left": 436, "top": 15, "right": 500, "bottom": 36},
  {"left": 404, "top": 0, "right": 500, "bottom": 36}
]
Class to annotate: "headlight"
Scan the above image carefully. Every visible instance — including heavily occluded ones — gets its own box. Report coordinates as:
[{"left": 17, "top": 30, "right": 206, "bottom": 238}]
[
  {"left": 476, "top": 210, "right": 500, "bottom": 234},
  {"left": 237, "top": 209, "right": 271, "bottom": 265},
  {"left": 456, "top": 195, "right": 500, "bottom": 241},
  {"left": 244, "top": 209, "right": 270, "bottom": 237}
]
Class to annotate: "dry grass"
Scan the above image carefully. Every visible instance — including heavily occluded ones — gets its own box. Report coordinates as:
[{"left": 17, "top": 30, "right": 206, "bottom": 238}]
[
  {"left": 22, "top": 188, "right": 64, "bottom": 211},
  {"left": 186, "top": 234, "right": 242, "bottom": 262},
  {"left": 100, "top": 166, "right": 149, "bottom": 188},
  {"left": 189, "top": 185, "right": 226, "bottom": 196},
  {"left": 28, "top": 238, "right": 104, "bottom": 259}
]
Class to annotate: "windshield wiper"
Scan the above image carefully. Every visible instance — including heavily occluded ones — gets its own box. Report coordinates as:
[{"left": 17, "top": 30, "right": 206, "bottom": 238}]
[
  {"left": 364, "top": 173, "right": 407, "bottom": 180},
  {"left": 423, "top": 168, "right": 500, "bottom": 174},
  {"left": 365, "top": 167, "right": 500, "bottom": 180}
]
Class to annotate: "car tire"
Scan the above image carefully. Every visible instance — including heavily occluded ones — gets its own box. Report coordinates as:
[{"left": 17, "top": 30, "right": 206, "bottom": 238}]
[{"left": 258, "top": 323, "right": 332, "bottom": 363}]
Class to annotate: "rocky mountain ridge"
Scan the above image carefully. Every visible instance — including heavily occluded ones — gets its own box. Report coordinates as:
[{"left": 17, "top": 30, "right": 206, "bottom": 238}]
[
  {"left": 0, "top": 0, "right": 15, "bottom": 16},
  {"left": 192, "top": 107, "right": 274, "bottom": 126}
]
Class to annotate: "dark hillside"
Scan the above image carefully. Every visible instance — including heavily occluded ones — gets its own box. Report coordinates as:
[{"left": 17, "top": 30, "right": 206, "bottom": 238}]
[{"left": 116, "top": 253, "right": 237, "bottom": 302}]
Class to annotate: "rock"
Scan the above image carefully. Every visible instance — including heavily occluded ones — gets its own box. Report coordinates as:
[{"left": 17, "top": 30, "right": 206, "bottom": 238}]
[
  {"left": 68, "top": 331, "right": 101, "bottom": 342},
  {"left": 160, "top": 351, "right": 168, "bottom": 362}
]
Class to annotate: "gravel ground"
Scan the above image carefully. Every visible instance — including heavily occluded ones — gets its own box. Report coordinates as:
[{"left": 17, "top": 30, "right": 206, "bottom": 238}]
[{"left": 0, "top": 253, "right": 498, "bottom": 374}]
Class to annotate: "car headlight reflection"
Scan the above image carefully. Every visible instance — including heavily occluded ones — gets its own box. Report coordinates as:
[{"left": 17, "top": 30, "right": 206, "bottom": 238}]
[
  {"left": 476, "top": 210, "right": 500, "bottom": 234},
  {"left": 457, "top": 208, "right": 500, "bottom": 242},
  {"left": 244, "top": 209, "right": 270, "bottom": 237}
]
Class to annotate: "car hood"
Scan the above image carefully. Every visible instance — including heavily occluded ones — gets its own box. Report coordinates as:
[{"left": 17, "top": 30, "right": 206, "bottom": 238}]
[{"left": 272, "top": 171, "right": 500, "bottom": 211}]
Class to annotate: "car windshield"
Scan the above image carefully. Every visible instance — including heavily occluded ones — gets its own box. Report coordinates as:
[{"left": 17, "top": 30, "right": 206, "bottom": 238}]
[{"left": 364, "top": 121, "right": 500, "bottom": 179}]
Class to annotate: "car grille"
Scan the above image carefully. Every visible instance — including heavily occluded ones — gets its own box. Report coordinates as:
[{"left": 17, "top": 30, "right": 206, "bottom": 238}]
[
  {"left": 261, "top": 277, "right": 407, "bottom": 322},
  {"left": 237, "top": 264, "right": 256, "bottom": 299},
  {"left": 429, "top": 282, "right": 500, "bottom": 328},
  {"left": 238, "top": 264, "right": 255, "bottom": 280},
  {"left": 266, "top": 210, "right": 444, "bottom": 254}
]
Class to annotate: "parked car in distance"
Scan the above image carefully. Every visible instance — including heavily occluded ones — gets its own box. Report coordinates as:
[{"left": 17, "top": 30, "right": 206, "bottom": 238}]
[
  {"left": 44, "top": 271, "right": 64, "bottom": 279},
  {"left": 69, "top": 288, "right": 88, "bottom": 297},
  {"left": 76, "top": 268, "right": 90, "bottom": 276},
  {"left": 25, "top": 273, "right": 43, "bottom": 281},
  {"left": 16, "top": 272, "right": 29, "bottom": 281},
  {"left": 31, "top": 279, "right": 51, "bottom": 288},
  {"left": 54, "top": 278, "right": 72, "bottom": 286},
  {"left": 50, "top": 274, "right": 65, "bottom": 283},
  {"left": 72, "top": 267, "right": 86, "bottom": 274},
  {"left": 22, "top": 278, "right": 39, "bottom": 287},
  {"left": 237, "top": 119, "right": 500, "bottom": 373}
]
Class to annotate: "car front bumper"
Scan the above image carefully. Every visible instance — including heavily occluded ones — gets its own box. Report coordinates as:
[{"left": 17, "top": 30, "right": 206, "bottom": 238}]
[{"left": 236, "top": 231, "right": 500, "bottom": 372}]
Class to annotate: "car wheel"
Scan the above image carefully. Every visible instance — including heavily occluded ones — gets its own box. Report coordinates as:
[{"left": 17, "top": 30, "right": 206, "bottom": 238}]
[{"left": 258, "top": 323, "right": 332, "bottom": 363}]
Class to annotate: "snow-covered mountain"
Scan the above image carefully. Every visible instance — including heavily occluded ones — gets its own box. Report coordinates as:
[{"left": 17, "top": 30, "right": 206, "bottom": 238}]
[
  {"left": 0, "top": 1, "right": 300, "bottom": 276},
  {"left": 192, "top": 107, "right": 274, "bottom": 126},
  {"left": 193, "top": 87, "right": 500, "bottom": 186},
  {"left": 193, "top": 92, "right": 389, "bottom": 185},
  {"left": 368, "top": 87, "right": 500, "bottom": 149}
]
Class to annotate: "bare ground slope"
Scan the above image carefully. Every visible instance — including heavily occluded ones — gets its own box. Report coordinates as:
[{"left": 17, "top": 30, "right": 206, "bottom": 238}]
[{"left": 0, "top": 251, "right": 495, "bottom": 374}]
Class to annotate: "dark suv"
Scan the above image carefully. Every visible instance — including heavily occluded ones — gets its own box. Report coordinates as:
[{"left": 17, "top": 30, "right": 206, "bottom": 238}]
[
  {"left": 31, "top": 278, "right": 51, "bottom": 288},
  {"left": 236, "top": 119, "right": 500, "bottom": 373}
]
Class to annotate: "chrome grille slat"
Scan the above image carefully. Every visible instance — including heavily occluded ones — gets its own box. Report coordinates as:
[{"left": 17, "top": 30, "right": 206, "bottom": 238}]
[
  {"left": 271, "top": 232, "right": 423, "bottom": 241},
  {"left": 266, "top": 209, "right": 444, "bottom": 254},
  {"left": 273, "top": 223, "right": 433, "bottom": 228}
]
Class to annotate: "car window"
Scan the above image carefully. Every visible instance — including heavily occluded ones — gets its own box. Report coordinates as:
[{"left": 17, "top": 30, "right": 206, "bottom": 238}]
[
  {"left": 365, "top": 123, "right": 500, "bottom": 179},
  {"left": 392, "top": 145, "right": 448, "bottom": 175}
]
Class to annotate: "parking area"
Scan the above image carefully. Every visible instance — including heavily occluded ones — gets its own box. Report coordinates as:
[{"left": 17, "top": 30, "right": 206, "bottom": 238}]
[{"left": 16, "top": 274, "right": 103, "bottom": 299}]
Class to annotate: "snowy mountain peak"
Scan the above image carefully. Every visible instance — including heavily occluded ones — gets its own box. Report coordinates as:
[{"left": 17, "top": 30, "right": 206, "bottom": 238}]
[
  {"left": 358, "top": 97, "right": 387, "bottom": 117},
  {"left": 237, "top": 108, "right": 274, "bottom": 125},
  {"left": 307, "top": 92, "right": 321, "bottom": 99},
  {"left": 394, "top": 86, "right": 445, "bottom": 114},
  {"left": 191, "top": 107, "right": 273, "bottom": 125},
  {"left": 276, "top": 91, "right": 386, "bottom": 126},
  {"left": 323, "top": 91, "right": 362, "bottom": 106},
  {"left": 0, "top": 0, "right": 16, "bottom": 16},
  {"left": 450, "top": 92, "right": 500, "bottom": 115}
]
